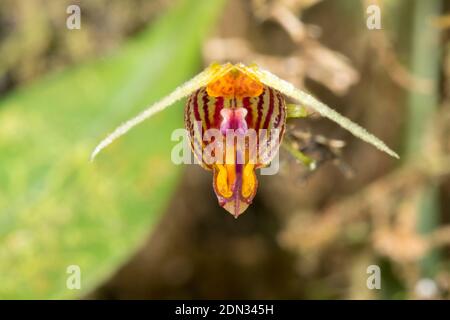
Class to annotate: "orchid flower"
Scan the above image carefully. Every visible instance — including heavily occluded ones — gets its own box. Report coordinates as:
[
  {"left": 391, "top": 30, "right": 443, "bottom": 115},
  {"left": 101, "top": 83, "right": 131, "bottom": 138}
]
[{"left": 91, "top": 63, "right": 398, "bottom": 217}]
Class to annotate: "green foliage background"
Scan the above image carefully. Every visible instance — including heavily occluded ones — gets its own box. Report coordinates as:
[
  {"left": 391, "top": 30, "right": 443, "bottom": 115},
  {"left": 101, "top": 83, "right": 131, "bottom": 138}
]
[{"left": 0, "top": 0, "right": 225, "bottom": 299}]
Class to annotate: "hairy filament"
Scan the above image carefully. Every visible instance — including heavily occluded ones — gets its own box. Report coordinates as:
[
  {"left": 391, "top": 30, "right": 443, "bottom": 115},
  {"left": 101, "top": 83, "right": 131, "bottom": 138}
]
[
  {"left": 90, "top": 64, "right": 232, "bottom": 161},
  {"left": 243, "top": 64, "right": 400, "bottom": 159}
]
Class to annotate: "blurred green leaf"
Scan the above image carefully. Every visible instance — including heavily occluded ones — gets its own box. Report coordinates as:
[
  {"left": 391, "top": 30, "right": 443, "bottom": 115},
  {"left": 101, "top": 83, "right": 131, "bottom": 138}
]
[
  {"left": 406, "top": 0, "right": 441, "bottom": 280},
  {"left": 0, "top": 0, "right": 225, "bottom": 299}
]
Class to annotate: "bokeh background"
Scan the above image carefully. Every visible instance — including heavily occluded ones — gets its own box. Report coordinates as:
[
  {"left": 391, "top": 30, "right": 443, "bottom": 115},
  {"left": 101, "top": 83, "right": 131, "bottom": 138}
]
[{"left": 0, "top": 0, "right": 449, "bottom": 299}]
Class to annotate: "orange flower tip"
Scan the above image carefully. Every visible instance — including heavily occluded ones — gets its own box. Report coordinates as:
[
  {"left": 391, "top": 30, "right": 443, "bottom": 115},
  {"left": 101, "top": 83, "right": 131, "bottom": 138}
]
[{"left": 206, "top": 65, "right": 264, "bottom": 99}]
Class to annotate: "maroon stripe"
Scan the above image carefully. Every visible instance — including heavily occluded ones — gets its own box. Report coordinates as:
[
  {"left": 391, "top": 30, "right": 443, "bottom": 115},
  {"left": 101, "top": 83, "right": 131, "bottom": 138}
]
[
  {"left": 279, "top": 91, "right": 285, "bottom": 120},
  {"left": 254, "top": 88, "right": 265, "bottom": 130},
  {"left": 278, "top": 91, "right": 286, "bottom": 142},
  {"left": 262, "top": 88, "right": 275, "bottom": 130},
  {"left": 193, "top": 89, "right": 201, "bottom": 122},
  {"left": 202, "top": 90, "right": 210, "bottom": 130},
  {"left": 212, "top": 96, "right": 224, "bottom": 128},
  {"left": 191, "top": 90, "right": 205, "bottom": 165},
  {"left": 273, "top": 92, "right": 284, "bottom": 128},
  {"left": 187, "top": 93, "right": 196, "bottom": 128},
  {"left": 185, "top": 95, "right": 191, "bottom": 128},
  {"left": 242, "top": 97, "right": 253, "bottom": 128},
  {"left": 192, "top": 121, "right": 206, "bottom": 167}
]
